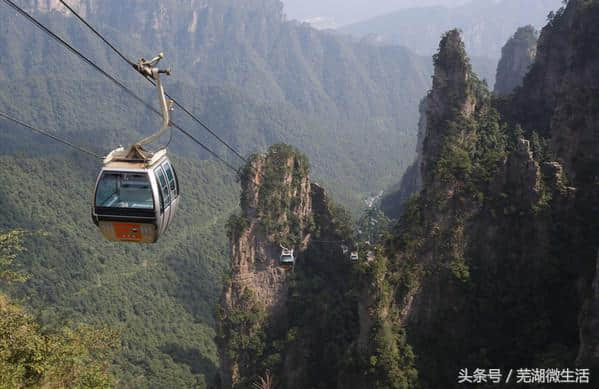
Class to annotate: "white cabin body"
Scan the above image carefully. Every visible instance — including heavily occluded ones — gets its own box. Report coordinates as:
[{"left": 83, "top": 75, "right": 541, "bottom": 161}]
[{"left": 92, "top": 148, "right": 180, "bottom": 243}]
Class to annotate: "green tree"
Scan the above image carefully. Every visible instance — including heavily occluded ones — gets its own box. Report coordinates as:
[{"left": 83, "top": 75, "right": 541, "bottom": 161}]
[
  {"left": 0, "top": 230, "right": 27, "bottom": 283},
  {"left": 357, "top": 206, "right": 391, "bottom": 244},
  {"left": 0, "top": 230, "right": 118, "bottom": 388}
]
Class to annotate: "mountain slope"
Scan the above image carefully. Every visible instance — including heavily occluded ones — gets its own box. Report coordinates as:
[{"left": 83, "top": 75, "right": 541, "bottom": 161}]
[
  {"left": 0, "top": 153, "right": 239, "bottom": 387},
  {"left": 1, "top": 0, "right": 432, "bottom": 209},
  {"left": 340, "top": 0, "right": 561, "bottom": 86}
]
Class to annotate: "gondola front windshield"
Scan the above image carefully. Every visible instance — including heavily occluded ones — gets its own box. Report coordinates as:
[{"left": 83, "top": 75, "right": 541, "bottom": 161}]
[{"left": 95, "top": 172, "right": 154, "bottom": 209}]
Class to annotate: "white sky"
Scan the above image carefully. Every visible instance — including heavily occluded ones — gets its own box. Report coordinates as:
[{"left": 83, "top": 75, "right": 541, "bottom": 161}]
[{"left": 281, "top": 0, "right": 472, "bottom": 27}]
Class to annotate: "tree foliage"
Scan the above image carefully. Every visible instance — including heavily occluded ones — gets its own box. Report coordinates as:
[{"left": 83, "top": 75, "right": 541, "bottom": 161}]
[
  {"left": 0, "top": 295, "right": 118, "bottom": 388},
  {"left": 0, "top": 230, "right": 118, "bottom": 388},
  {"left": 0, "top": 230, "right": 27, "bottom": 283}
]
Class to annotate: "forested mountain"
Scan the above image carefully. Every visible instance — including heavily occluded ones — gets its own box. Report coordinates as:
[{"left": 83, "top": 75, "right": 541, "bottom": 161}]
[
  {"left": 0, "top": 155, "right": 238, "bottom": 387},
  {"left": 0, "top": 0, "right": 434, "bottom": 386},
  {"left": 218, "top": 0, "right": 599, "bottom": 387},
  {"left": 2, "top": 0, "right": 432, "bottom": 209},
  {"left": 340, "top": 0, "right": 561, "bottom": 86},
  {"left": 1, "top": 228, "right": 116, "bottom": 387}
]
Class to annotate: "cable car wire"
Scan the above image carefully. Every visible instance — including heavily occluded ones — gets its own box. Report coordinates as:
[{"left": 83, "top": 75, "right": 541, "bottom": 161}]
[
  {"left": 57, "top": 0, "right": 248, "bottom": 164},
  {"left": 168, "top": 95, "right": 248, "bottom": 163},
  {"left": 1, "top": 0, "right": 240, "bottom": 173},
  {"left": 1, "top": 0, "right": 152, "bottom": 116},
  {"left": 58, "top": 0, "right": 134, "bottom": 68},
  {"left": 0, "top": 111, "right": 103, "bottom": 159}
]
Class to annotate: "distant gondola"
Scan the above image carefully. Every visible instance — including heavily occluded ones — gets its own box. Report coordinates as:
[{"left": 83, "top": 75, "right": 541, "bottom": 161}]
[{"left": 280, "top": 247, "right": 295, "bottom": 266}]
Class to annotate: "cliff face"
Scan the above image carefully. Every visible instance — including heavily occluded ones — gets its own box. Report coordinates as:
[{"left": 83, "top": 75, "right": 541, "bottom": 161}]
[
  {"left": 380, "top": 98, "right": 426, "bottom": 219},
  {"left": 511, "top": 1, "right": 599, "bottom": 191},
  {"left": 222, "top": 144, "right": 314, "bottom": 320},
  {"left": 218, "top": 144, "right": 314, "bottom": 388},
  {"left": 387, "top": 30, "right": 494, "bottom": 385},
  {"left": 25, "top": 0, "right": 283, "bottom": 25},
  {"left": 218, "top": 144, "right": 363, "bottom": 389},
  {"left": 218, "top": 143, "right": 418, "bottom": 389},
  {"left": 506, "top": 1, "right": 599, "bottom": 368},
  {"left": 578, "top": 251, "right": 599, "bottom": 369},
  {"left": 421, "top": 30, "right": 483, "bottom": 191},
  {"left": 224, "top": 149, "right": 312, "bottom": 321},
  {"left": 382, "top": 2, "right": 599, "bottom": 385},
  {"left": 494, "top": 25, "right": 538, "bottom": 95}
]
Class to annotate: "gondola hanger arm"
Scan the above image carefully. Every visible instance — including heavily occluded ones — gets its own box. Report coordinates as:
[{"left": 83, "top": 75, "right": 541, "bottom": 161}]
[{"left": 134, "top": 53, "right": 174, "bottom": 148}]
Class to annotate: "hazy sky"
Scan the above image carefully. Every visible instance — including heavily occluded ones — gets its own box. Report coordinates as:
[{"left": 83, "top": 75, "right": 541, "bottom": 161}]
[{"left": 281, "top": 0, "right": 472, "bottom": 27}]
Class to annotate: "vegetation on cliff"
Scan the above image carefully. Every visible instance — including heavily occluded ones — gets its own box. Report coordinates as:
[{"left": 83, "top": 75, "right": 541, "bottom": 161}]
[
  {"left": 220, "top": 144, "right": 315, "bottom": 388},
  {"left": 2, "top": 0, "right": 597, "bottom": 387},
  {"left": 241, "top": 144, "right": 313, "bottom": 247}
]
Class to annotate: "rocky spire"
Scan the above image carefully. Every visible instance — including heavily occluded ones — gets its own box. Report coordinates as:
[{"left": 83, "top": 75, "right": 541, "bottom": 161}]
[
  {"left": 218, "top": 144, "right": 317, "bottom": 388},
  {"left": 421, "top": 29, "right": 480, "bottom": 188},
  {"left": 494, "top": 25, "right": 538, "bottom": 96}
]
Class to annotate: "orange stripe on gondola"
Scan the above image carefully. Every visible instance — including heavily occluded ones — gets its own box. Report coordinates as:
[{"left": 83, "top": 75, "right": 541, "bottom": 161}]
[{"left": 113, "top": 222, "right": 143, "bottom": 241}]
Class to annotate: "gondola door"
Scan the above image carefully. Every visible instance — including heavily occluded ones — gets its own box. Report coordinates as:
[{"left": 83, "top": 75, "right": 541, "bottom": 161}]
[{"left": 154, "top": 165, "right": 172, "bottom": 235}]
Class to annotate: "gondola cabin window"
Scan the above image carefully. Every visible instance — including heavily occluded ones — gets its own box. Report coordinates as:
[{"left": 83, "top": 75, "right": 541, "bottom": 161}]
[
  {"left": 155, "top": 167, "right": 171, "bottom": 207},
  {"left": 95, "top": 172, "right": 153, "bottom": 209},
  {"left": 162, "top": 161, "right": 178, "bottom": 197}
]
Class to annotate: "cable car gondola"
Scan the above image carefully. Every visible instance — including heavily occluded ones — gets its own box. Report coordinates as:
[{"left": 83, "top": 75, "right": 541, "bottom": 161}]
[
  {"left": 279, "top": 247, "right": 295, "bottom": 266},
  {"left": 92, "top": 54, "right": 179, "bottom": 243}
]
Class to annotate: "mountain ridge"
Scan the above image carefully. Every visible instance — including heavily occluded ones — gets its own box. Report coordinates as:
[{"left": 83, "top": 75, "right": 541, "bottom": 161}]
[{"left": 340, "top": 0, "right": 561, "bottom": 86}]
